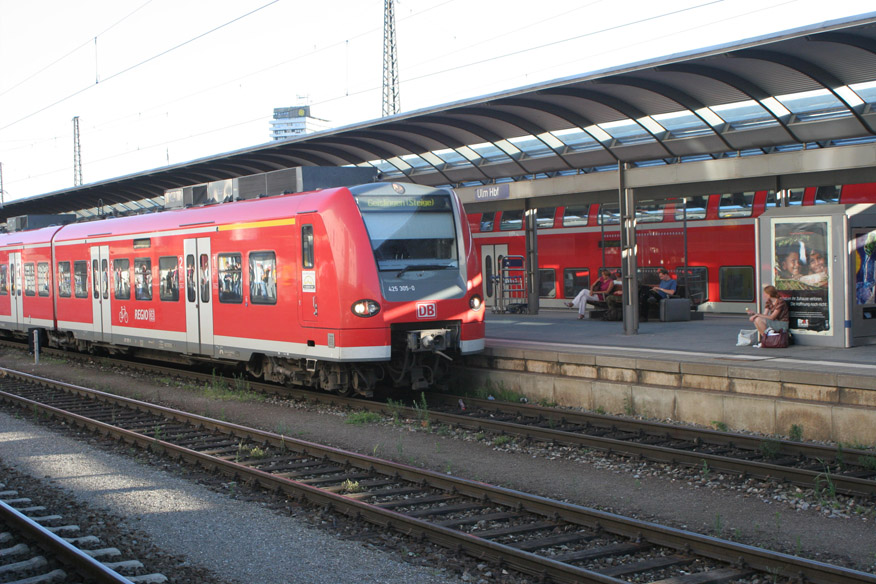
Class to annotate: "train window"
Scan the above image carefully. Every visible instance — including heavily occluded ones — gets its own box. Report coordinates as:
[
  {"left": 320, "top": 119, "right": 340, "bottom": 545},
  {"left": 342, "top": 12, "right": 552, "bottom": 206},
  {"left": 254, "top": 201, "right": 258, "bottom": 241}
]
[
  {"left": 218, "top": 253, "right": 243, "bottom": 303},
  {"left": 302, "top": 225, "right": 314, "bottom": 269},
  {"left": 563, "top": 205, "right": 589, "bottom": 227},
  {"left": 500, "top": 210, "right": 523, "bottom": 231},
  {"left": 499, "top": 209, "right": 554, "bottom": 230},
  {"left": 674, "top": 196, "right": 708, "bottom": 220},
  {"left": 563, "top": 268, "right": 590, "bottom": 299},
  {"left": 101, "top": 259, "right": 109, "bottom": 300},
  {"left": 0, "top": 264, "right": 6, "bottom": 295},
  {"left": 357, "top": 193, "right": 458, "bottom": 270},
  {"left": 24, "top": 263, "right": 36, "bottom": 296},
  {"left": 93, "top": 260, "right": 99, "bottom": 299},
  {"left": 58, "top": 262, "right": 72, "bottom": 298},
  {"left": 37, "top": 263, "right": 50, "bottom": 297},
  {"left": 638, "top": 267, "right": 662, "bottom": 287},
  {"left": 537, "top": 208, "right": 556, "bottom": 228},
  {"left": 765, "top": 190, "right": 779, "bottom": 210},
  {"left": 787, "top": 188, "right": 805, "bottom": 206},
  {"left": 719, "top": 266, "right": 754, "bottom": 302},
  {"left": 199, "top": 254, "right": 210, "bottom": 304},
  {"left": 250, "top": 251, "right": 277, "bottom": 305},
  {"left": 186, "top": 255, "right": 196, "bottom": 302},
  {"left": 636, "top": 201, "right": 664, "bottom": 223},
  {"left": 718, "top": 192, "right": 755, "bottom": 218},
  {"left": 814, "top": 185, "right": 841, "bottom": 205},
  {"left": 480, "top": 212, "right": 495, "bottom": 232},
  {"left": 113, "top": 259, "right": 131, "bottom": 300},
  {"left": 159, "top": 257, "right": 179, "bottom": 301},
  {"left": 675, "top": 267, "right": 709, "bottom": 305},
  {"left": 484, "top": 256, "right": 494, "bottom": 298},
  {"left": 539, "top": 269, "right": 556, "bottom": 298},
  {"left": 134, "top": 258, "right": 152, "bottom": 301},
  {"left": 598, "top": 205, "right": 620, "bottom": 225},
  {"left": 74, "top": 261, "right": 88, "bottom": 298}
]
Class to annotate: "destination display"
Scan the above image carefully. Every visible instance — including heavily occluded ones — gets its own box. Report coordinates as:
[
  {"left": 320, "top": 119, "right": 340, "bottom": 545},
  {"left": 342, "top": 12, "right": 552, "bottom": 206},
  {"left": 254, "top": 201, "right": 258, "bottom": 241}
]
[{"left": 356, "top": 194, "right": 452, "bottom": 212}]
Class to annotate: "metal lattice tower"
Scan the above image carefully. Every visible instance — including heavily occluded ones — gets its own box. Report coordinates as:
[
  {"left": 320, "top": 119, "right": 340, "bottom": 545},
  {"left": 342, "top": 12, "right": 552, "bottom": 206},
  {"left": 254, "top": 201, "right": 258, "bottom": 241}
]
[
  {"left": 73, "top": 116, "right": 83, "bottom": 187},
  {"left": 382, "top": 0, "right": 400, "bottom": 117}
]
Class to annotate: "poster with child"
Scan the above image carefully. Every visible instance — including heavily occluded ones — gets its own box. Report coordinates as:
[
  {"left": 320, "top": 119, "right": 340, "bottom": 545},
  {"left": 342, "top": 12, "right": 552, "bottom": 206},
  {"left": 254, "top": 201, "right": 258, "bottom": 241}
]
[{"left": 772, "top": 219, "right": 830, "bottom": 333}]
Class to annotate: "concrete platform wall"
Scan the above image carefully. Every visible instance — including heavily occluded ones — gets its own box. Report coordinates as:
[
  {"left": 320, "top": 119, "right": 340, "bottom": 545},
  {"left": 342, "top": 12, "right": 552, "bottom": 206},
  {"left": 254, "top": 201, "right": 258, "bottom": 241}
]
[{"left": 455, "top": 348, "right": 876, "bottom": 446}]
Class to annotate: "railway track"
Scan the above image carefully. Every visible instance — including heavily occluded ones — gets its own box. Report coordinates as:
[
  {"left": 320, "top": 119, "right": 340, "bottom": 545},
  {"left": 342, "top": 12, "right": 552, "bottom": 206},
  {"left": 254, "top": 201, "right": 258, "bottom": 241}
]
[
  {"left": 421, "top": 393, "right": 876, "bottom": 499},
  {"left": 5, "top": 338, "right": 876, "bottom": 499},
  {"left": 0, "top": 481, "right": 167, "bottom": 583},
  {"left": 0, "top": 366, "right": 874, "bottom": 584}
]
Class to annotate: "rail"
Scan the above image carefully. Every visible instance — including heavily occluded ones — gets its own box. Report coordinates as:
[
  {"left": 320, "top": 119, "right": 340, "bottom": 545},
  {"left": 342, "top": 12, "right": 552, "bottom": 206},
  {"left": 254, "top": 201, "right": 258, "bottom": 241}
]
[{"left": 0, "top": 366, "right": 873, "bottom": 584}]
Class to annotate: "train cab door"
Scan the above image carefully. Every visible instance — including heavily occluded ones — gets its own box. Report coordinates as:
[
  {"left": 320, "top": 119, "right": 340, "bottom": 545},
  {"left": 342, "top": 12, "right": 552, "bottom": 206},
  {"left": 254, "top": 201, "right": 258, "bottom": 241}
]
[
  {"left": 90, "top": 246, "right": 111, "bottom": 342},
  {"left": 298, "top": 220, "right": 320, "bottom": 328},
  {"left": 479, "top": 244, "right": 507, "bottom": 311},
  {"left": 9, "top": 252, "right": 23, "bottom": 328},
  {"left": 184, "top": 238, "right": 214, "bottom": 355}
]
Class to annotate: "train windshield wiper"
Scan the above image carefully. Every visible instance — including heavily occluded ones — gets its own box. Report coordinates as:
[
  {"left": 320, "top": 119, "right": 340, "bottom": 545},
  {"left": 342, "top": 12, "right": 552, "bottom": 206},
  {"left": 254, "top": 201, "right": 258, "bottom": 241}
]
[{"left": 395, "top": 264, "right": 454, "bottom": 277}]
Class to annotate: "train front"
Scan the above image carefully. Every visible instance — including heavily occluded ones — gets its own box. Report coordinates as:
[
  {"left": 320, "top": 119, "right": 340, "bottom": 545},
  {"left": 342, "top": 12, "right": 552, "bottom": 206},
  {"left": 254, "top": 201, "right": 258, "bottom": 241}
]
[{"left": 351, "top": 183, "right": 485, "bottom": 390}]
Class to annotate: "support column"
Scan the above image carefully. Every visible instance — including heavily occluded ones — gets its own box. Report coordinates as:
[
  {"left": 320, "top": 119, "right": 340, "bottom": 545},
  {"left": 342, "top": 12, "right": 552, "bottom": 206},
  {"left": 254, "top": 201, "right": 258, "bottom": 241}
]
[
  {"left": 619, "top": 162, "right": 638, "bottom": 334},
  {"left": 524, "top": 201, "right": 540, "bottom": 315}
]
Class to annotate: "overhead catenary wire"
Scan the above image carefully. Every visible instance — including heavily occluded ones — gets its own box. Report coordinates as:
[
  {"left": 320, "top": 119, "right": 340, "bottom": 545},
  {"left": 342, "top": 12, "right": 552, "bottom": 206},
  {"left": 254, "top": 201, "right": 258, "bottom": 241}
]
[
  {"left": 2, "top": 0, "right": 718, "bottom": 138},
  {"left": 0, "top": 0, "right": 280, "bottom": 133},
  {"left": 1, "top": 0, "right": 821, "bottom": 196},
  {"left": 0, "top": 0, "right": 154, "bottom": 100}
]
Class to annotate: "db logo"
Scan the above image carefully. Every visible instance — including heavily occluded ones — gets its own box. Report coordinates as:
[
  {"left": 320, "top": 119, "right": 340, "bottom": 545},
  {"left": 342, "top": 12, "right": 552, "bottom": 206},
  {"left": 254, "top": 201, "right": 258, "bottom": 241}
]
[{"left": 416, "top": 302, "right": 437, "bottom": 320}]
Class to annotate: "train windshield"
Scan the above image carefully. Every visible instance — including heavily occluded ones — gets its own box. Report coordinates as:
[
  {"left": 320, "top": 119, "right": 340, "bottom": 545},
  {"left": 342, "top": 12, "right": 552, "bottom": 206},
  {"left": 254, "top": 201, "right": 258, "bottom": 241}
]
[{"left": 354, "top": 193, "right": 458, "bottom": 271}]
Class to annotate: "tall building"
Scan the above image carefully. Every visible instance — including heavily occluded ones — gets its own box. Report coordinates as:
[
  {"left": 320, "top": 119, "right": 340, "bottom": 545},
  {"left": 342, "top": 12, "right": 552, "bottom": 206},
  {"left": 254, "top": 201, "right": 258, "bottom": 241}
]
[{"left": 269, "top": 106, "right": 330, "bottom": 141}]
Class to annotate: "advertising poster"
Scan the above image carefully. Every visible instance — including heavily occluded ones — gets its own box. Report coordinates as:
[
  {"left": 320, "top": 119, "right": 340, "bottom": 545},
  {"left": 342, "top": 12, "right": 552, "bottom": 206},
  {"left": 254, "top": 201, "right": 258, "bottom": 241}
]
[
  {"left": 855, "top": 229, "right": 876, "bottom": 307},
  {"left": 772, "top": 218, "right": 831, "bottom": 333}
]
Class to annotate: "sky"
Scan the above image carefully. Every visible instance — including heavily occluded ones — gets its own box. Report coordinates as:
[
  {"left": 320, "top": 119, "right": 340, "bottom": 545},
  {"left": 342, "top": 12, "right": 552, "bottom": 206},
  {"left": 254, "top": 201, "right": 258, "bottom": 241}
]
[{"left": 1, "top": 0, "right": 875, "bottom": 203}]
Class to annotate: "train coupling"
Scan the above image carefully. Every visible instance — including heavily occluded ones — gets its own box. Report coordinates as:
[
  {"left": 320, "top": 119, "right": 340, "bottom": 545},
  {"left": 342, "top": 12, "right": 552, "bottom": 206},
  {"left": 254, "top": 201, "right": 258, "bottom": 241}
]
[{"left": 406, "top": 328, "right": 452, "bottom": 352}]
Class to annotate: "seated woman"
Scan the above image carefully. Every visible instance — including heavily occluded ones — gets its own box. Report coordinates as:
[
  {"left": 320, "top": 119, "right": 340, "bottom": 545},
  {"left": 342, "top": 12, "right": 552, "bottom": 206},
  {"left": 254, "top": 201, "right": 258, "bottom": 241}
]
[
  {"left": 565, "top": 269, "right": 615, "bottom": 319},
  {"left": 747, "top": 285, "right": 789, "bottom": 345}
]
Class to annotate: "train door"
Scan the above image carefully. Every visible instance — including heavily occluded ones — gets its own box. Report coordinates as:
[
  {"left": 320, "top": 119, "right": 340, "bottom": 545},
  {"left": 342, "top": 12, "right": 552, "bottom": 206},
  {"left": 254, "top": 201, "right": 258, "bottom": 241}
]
[
  {"left": 184, "top": 238, "right": 214, "bottom": 355},
  {"left": 298, "top": 220, "right": 319, "bottom": 327},
  {"left": 89, "top": 246, "right": 111, "bottom": 342},
  {"left": 9, "top": 252, "right": 23, "bottom": 328},
  {"left": 480, "top": 244, "right": 507, "bottom": 311}
]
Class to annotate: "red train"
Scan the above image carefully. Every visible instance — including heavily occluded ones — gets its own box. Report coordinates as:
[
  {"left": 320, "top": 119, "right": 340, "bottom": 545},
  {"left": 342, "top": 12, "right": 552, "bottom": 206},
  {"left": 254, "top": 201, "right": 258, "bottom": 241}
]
[
  {"left": 0, "top": 182, "right": 485, "bottom": 394},
  {"left": 468, "top": 182, "right": 876, "bottom": 312}
]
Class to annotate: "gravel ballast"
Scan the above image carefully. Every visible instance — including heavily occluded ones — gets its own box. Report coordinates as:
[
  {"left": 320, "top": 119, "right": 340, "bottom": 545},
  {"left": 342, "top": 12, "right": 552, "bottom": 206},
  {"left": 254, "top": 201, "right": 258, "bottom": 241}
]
[
  {"left": 0, "top": 409, "right": 460, "bottom": 584},
  {"left": 0, "top": 348, "right": 874, "bottom": 578}
]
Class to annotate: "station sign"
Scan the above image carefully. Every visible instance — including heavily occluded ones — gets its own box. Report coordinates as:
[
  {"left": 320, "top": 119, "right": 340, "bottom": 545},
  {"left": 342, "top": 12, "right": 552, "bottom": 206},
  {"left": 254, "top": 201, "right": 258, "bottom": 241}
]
[{"left": 473, "top": 184, "right": 510, "bottom": 202}]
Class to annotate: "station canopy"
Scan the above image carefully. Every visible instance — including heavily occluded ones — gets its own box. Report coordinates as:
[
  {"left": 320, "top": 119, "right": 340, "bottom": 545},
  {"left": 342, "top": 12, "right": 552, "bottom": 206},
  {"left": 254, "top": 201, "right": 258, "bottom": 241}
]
[{"left": 4, "top": 13, "right": 876, "bottom": 222}]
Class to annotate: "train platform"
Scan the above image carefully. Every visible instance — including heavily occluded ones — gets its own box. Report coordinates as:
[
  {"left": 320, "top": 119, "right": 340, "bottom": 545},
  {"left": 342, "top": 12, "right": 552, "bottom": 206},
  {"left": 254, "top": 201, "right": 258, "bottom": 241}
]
[
  {"left": 466, "top": 309, "right": 876, "bottom": 445},
  {"left": 484, "top": 309, "right": 876, "bottom": 376}
]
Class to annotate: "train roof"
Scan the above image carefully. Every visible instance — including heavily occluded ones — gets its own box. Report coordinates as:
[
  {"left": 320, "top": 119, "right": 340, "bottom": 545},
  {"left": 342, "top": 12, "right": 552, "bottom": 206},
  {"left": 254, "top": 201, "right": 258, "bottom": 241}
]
[
  {"left": 0, "top": 225, "right": 64, "bottom": 248},
  {"left": 49, "top": 186, "right": 350, "bottom": 243}
]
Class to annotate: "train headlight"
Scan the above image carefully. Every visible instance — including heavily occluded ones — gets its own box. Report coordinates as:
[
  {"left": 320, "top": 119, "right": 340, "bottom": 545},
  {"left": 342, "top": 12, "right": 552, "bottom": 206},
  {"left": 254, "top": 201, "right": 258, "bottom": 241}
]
[
  {"left": 469, "top": 294, "right": 483, "bottom": 311},
  {"left": 351, "top": 299, "right": 381, "bottom": 317}
]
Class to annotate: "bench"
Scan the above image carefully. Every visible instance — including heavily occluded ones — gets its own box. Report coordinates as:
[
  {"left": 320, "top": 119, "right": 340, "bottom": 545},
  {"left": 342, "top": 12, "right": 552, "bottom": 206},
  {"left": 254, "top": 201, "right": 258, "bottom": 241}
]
[{"left": 581, "top": 301, "right": 608, "bottom": 319}]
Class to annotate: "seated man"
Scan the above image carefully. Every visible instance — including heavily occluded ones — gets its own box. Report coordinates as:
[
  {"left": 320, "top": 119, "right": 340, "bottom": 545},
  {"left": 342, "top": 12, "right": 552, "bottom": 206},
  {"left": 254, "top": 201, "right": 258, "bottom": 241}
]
[{"left": 638, "top": 268, "right": 676, "bottom": 321}]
